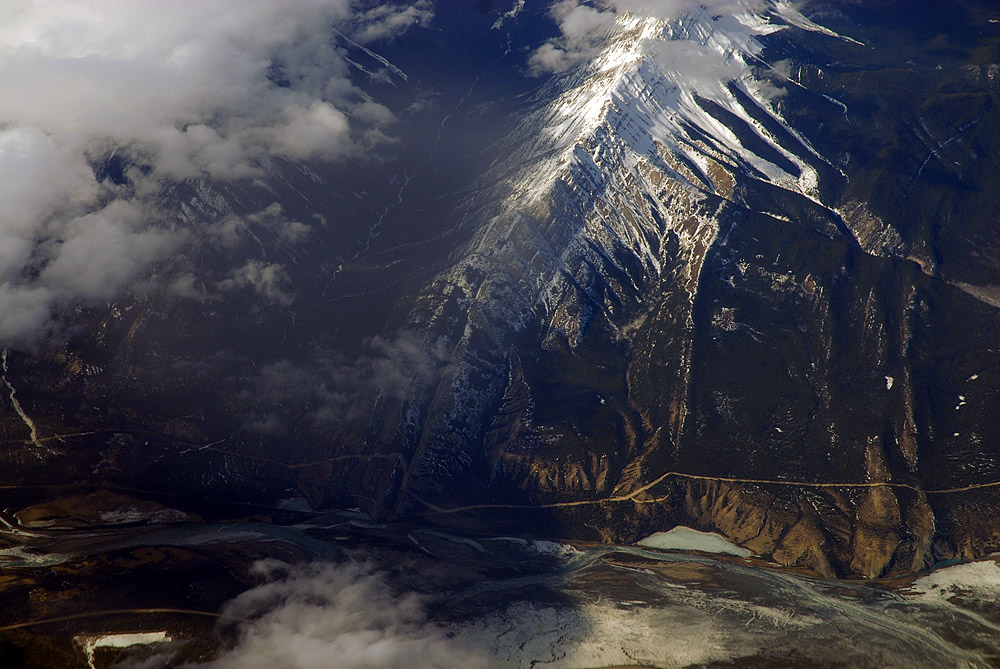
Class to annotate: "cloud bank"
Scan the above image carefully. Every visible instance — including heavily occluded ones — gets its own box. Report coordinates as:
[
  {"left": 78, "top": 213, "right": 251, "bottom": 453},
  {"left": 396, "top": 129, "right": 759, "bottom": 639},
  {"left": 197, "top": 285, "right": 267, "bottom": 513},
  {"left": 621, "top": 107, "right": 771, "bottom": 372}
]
[
  {"left": 199, "top": 560, "right": 489, "bottom": 669},
  {"left": 0, "top": 0, "right": 430, "bottom": 347}
]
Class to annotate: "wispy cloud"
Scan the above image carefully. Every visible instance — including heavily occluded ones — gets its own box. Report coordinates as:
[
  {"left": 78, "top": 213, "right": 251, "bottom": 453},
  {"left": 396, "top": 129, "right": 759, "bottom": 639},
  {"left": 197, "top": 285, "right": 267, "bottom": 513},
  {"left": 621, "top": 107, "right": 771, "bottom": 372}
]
[
  {"left": 527, "top": 0, "right": 767, "bottom": 76},
  {"left": 242, "top": 332, "right": 450, "bottom": 433},
  {"left": 198, "top": 560, "right": 490, "bottom": 669},
  {"left": 0, "top": 0, "right": 430, "bottom": 347}
]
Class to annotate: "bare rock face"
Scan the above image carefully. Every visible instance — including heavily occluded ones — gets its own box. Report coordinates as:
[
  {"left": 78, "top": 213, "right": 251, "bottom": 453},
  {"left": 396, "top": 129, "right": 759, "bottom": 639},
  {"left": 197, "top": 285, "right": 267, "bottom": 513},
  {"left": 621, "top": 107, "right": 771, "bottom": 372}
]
[
  {"left": 392, "top": 5, "right": 999, "bottom": 578},
  {"left": 13, "top": 490, "right": 197, "bottom": 530}
]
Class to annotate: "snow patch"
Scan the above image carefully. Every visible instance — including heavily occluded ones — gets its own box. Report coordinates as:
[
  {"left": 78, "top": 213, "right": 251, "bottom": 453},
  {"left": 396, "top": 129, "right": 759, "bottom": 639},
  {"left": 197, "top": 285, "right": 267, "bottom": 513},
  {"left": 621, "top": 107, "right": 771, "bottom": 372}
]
[
  {"left": 76, "top": 632, "right": 172, "bottom": 669},
  {"left": 637, "top": 526, "right": 752, "bottom": 557},
  {"left": 905, "top": 559, "right": 1000, "bottom": 604},
  {"left": 528, "top": 539, "right": 583, "bottom": 558},
  {"left": 487, "top": 536, "right": 583, "bottom": 559}
]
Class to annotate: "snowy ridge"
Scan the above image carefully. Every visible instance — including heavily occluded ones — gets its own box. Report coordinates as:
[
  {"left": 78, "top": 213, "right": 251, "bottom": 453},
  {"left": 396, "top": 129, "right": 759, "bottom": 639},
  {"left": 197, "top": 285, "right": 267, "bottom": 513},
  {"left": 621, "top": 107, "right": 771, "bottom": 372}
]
[
  {"left": 506, "top": 5, "right": 819, "bottom": 208},
  {"left": 452, "top": 3, "right": 830, "bottom": 339},
  {"left": 771, "top": 0, "right": 866, "bottom": 46},
  {"left": 399, "top": 1, "right": 853, "bottom": 495}
]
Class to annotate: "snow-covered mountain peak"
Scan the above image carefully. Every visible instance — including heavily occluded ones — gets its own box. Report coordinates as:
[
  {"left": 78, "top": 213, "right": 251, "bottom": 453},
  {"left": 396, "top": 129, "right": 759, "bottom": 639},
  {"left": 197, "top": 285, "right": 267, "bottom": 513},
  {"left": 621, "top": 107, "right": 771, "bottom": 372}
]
[
  {"left": 510, "top": 2, "right": 820, "bottom": 211},
  {"left": 440, "top": 1, "right": 850, "bottom": 360}
]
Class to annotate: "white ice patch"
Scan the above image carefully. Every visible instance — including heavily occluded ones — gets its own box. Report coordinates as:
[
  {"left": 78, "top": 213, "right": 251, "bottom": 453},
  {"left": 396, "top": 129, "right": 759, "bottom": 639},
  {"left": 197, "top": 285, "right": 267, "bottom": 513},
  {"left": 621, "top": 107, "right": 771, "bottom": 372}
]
[
  {"left": 904, "top": 559, "right": 1000, "bottom": 605},
  {"left": 0, "top": 545, "right": 70, "bottom": 567},
  {"left": 885, "top": 375, "right": 894, "bottom": 390},
  {"left": 76, "top": 632, "right": 171, "bottom": 669},
  {"left": 527, "top": 539, "right": 583, "bottom": 559},
  {"left": 487, "top": 536, "right": 583, "bottom": 559},
  {"left": 465, "top": 599, "right": 740, "bottom": 668},
  {"left": 637, "top": 526, "right": 752, "bottom": 557}
]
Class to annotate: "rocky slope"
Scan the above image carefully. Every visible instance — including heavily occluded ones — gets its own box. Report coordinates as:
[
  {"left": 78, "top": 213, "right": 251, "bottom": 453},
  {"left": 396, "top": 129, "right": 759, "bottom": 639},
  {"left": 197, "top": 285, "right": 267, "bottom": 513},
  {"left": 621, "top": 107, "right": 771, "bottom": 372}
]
[{"left": 386, "top": 1, "right": 1000, "bottom": 578}]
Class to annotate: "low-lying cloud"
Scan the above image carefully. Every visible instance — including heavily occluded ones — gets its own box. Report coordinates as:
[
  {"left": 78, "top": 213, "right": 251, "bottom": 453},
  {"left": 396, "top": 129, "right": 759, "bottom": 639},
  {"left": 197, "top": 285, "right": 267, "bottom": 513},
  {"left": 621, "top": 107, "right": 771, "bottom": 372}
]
[
  {"left": 193, "top": 553, "right": 1000, "bottom": 669},
  {"left": 193, "top": 558, "right": 747, "bottom": 669},
  {"left": 244, "top": 332, "right": 450, "bottom": 433},
  {"left": 0, "top": 0, "right": 430, "bottom": 347},
  {"left": 218, "top": 261, "right": 296, "bottom": 307},
  {"left": 197, "top": 560, "right": 489, "bottom": 669}
]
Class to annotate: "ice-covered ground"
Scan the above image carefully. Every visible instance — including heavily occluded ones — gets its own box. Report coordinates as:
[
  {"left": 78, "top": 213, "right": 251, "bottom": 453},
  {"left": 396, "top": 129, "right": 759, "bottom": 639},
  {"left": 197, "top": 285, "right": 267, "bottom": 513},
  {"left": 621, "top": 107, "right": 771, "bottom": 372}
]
[
  {"left": 905, "top": 558, "right": 1000, "bottom": 604},
  {"left": 636, "top": 526, "right": 752, "bottom": 557},
  {"left": 8, "top": 511, "right": 996, "bottom": 668},
  {"left": 198, "top": 545, "right": 1000, "bottom": 669},
  {"left": 76, "top": 632, "right": 172, "bottom": 669}
]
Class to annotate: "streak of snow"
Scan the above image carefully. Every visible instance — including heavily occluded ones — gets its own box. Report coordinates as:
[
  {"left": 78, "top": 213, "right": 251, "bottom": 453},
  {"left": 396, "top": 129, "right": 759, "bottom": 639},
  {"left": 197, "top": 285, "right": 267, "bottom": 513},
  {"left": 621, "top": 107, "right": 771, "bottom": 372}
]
[
  {"left": 1, "top": 350, "right": 52, "bottom": 454},
  {"left": 771, "top": 0, "right": 865, "bottom": 46}
]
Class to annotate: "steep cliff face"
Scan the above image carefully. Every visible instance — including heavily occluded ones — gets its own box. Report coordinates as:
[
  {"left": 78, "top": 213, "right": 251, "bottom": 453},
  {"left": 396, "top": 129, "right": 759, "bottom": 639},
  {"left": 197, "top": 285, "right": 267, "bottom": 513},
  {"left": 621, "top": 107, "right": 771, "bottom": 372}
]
[
  {"left": 380, "top": 3, "right": 1000, "bottom": 578},
  {"left": 395, "top": 8, "right": 810, "bottom": 502}
]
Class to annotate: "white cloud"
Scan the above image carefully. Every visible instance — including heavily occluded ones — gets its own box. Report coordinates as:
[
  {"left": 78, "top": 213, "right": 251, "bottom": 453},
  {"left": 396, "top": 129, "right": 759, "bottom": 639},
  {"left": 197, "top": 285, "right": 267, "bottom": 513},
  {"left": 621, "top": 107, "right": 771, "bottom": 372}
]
[
  {"left": 168, "top": 273, "right": 212, "bottom": 302},
  {"left": 199, "top": 560, "right": 490, "bottom": 669},
  {"left": 771, "top": 58, "right": 794, "bottom": 80},
  {"left": 351, "top": 1, "right": 435, "bottom": 44},
  {"left": 249, "top": 203, "right": 313, "bottom": 245},
  {"left": 0, "top": 0, "right": 432, "bottom": 346},
  {"left": 204, "top": 203, "right": 312, "bottom": 260},
  {"left": 0, "top": 284, "right": 54, "bottom": 344},
  {"left": 528, "top": 0, "right": 616, "bottom": 74},
  {"left": 40, "top": 200, "right": 182, "bottom": 300},
  {"left": 528, "top": 0, "right": 766, "bottom": 76},
  {"left": 244, "top": 332, "right": 449, "bottom": 432},
  {"left": 0, "top": 128, "right": 97, "bottom": 281},
  {"left": 0, "top": 1, "right": 355, "bottom": 159},
  {"left": 0, "top": 126, "right": 182, "bottom": 345},
  {"left": 753, "top": 77, "right": 788, "bottom": 100},
  {"left": 271, "top": 101, "right": 352, "bottom": 160},
  {"left": 218, "top": 260, "right": 295, "bottom": 306}
]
